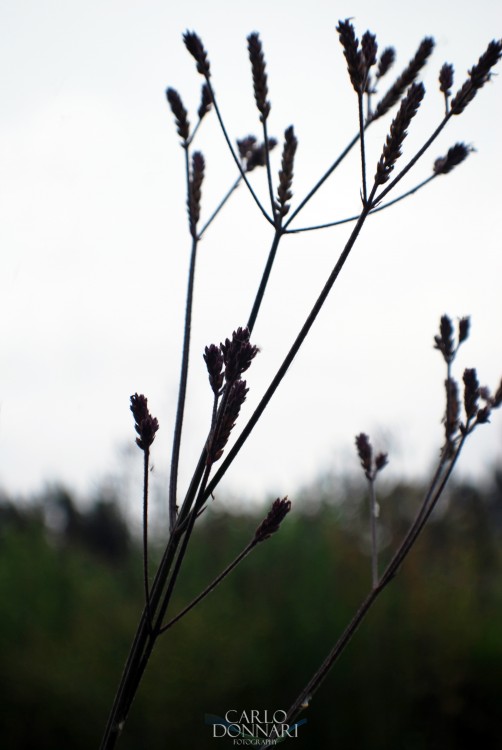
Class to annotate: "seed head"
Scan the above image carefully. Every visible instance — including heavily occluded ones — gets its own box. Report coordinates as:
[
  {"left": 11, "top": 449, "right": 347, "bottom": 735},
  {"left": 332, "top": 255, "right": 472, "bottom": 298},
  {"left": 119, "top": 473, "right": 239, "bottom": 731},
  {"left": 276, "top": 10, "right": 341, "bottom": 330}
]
[
  {"left": 275, "top": 126, "right": 298, "bottom": 217},
  {"left": 375, "top": 82, "right": 424, "bottom": 185},
  {"left": 372, "top": 37, "right": 434, "bottom": 120},
  {"left": 433, "top": 143, "right": 472, "bottom": 175},
  {"left": 254, "top": 497, "right": 292, "bottom": 542},
  {"left": 130, "top": 394, "right": 159, "bottom": 451},
  {"left": 247, "top": 32, "right": 271, "bottom": 121},
  {"left": 166, "top": 88, "right": 190, "bottom": 142},
  {"left": 183, "top": 31, "right": 211, "bottom": 77},
  {"left": 451, "top": 39, "right": 502, "bottom": 115}
]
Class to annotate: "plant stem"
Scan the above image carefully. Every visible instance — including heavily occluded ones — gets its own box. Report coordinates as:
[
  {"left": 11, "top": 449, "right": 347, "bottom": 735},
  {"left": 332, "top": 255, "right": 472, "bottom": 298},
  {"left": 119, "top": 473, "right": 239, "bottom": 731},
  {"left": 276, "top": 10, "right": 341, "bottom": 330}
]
[
  {"left": 368, "top": 477, "right": 378, "bottom": 588},
  {"left": 204, "top": 78, "right": 274, "bottom": 225},
  {"left": 247, "top": 229, "right": 283, "bottom": 333},
  {"left": 284, "top": 174, "right": 436, "bottom": 234},
  {"left": 275, "top": 436, "right": 467, "bottom": 740},
  {"left": 199, "top": 175, "right": 242, "bottom": 238},
  {"left": 142, "top": 447, "right": 152, "bottom": 628},
  {"left": 160, "top": 539, "right": 257, "bottom": 633},
  {"left": 168, "top": 235, "right": 199, "bottom": 532},
  {"left": 358, "top": 93, "right": 368, "bottom": 204}
]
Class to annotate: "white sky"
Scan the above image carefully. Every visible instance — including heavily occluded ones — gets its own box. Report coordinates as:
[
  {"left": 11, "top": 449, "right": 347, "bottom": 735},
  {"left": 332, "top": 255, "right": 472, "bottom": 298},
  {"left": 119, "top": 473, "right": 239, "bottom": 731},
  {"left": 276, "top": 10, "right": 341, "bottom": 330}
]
[{"left": 1, "top": 0, "right": 501, "bottom": 508}]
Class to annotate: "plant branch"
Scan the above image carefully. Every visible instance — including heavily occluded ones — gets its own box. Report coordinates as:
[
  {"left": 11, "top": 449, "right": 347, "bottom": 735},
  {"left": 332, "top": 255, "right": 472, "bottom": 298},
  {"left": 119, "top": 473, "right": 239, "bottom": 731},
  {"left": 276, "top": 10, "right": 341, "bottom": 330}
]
[
  {"left": 168, "top": 233, "right": 199, "bottom": 532},
  {"left": 199, "top": 175, "right": 242, "bottom": 238},
  {"left": 247, "top": 229, "right": 283, "bottom": 333},
  {"left": 160, "top": 538, "right": 257, "bottom": 633},
  {"left": 278, "top": 434, "right": 467, "bottom": 737},
  {"left": 284, "top": 174, "right": 436, "bottom": 234},
  {"left": 204, "top": 78, "right": 274, "bottom": 225},
  {"left": 358, "top": 93, "right": 368, "bottom": 204}
]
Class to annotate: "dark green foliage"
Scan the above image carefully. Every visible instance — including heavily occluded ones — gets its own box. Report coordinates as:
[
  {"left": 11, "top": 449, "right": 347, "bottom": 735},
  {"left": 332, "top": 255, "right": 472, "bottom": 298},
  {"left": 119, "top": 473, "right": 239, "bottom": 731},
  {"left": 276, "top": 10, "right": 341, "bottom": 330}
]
[{"left": 0, "top": 476, "right": 501, "bottom": 748}]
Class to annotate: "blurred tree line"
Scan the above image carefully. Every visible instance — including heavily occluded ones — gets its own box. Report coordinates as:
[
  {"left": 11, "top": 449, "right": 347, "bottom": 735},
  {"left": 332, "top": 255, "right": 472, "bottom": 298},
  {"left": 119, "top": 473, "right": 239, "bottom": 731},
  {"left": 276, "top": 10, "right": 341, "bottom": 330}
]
[{"left": 0, "top": 470, "right": 501, "bottom": 749}]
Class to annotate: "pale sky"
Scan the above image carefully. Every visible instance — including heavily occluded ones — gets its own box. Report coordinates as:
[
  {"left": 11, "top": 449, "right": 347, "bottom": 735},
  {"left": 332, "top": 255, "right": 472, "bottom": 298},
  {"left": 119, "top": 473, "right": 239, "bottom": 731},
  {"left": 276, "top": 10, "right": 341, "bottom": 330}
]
[{"left": 1, "top": 0, "right": 501, "bottom": 508}]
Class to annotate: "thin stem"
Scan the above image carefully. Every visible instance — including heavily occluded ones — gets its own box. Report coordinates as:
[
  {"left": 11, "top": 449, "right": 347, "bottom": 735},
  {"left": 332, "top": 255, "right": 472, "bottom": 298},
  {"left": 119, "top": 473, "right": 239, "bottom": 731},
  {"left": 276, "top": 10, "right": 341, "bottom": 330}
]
[
  {"left": 262, "top": 118, "right": 278, "bottom": 222},
  {"left": 199, "top": 175, "right": 242, "bottom": 238},
  {"left": 143, "top": 448, "right": 152, "bottom": 629},
  {"left": 204, "top": 78, "right": 274, "bottom": 225},
  {"left": 168, "top": 234, "right": 199, "bottom": 532},
  {"left": 160, "top": 539, "right": 257, "bottom": 633},
  {"left": 284, "top": 174, "right": 436, "bottom": 234},
  {"left": 277, "top": 435, "right": 467, "bottom": 738},
  {"left": 374, "top": 112, "right": 452, "bottom": 205},
  {"left": 283, "top": 133, "right": 361, "bottom": 229},
  {"left": 358, "top": 93, "right": 368, "bottom": 204},
  {"left": 368, "top": 477, "right": 378, "bottom": 589},
  {"left": 247, "top": 229, "right": 283, "bottom": 333}
]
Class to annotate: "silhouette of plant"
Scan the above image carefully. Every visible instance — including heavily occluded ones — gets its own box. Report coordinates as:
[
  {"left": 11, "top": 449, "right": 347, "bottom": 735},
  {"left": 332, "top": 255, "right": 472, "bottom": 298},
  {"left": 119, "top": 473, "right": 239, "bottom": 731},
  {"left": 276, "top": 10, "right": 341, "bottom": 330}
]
[{"left": 99, "top": 20, "right": 502, "bottom": 748}]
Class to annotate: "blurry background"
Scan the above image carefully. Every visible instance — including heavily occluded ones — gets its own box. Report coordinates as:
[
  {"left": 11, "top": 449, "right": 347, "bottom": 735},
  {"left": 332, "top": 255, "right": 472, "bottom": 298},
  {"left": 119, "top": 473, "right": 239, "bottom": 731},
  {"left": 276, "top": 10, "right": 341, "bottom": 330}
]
[
  {"left": 1, "top": 474, "right": 501, "bottom": 747},
  {"left": 1, "top": 0, "right": 502, "bottom": 747}
]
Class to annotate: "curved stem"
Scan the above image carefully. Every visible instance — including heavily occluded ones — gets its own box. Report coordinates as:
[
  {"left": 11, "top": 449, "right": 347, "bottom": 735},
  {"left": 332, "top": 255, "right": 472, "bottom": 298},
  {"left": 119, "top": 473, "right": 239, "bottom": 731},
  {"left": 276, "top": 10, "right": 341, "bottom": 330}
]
[
  {"left": 204, "top": 78, "right": 274, "bottom": 225},
  {"left": 284, "top": 174, "right": 436, "bottom": 234}
]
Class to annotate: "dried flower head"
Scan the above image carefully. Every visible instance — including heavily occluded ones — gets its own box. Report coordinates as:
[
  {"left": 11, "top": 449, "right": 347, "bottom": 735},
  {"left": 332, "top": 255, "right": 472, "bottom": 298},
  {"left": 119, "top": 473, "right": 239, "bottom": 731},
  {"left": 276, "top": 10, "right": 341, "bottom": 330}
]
[
  {"left": 375, "top": 453, "right": 389, "bottom": 472},
  {"left": 203, "top": 344, "right": 224, "bottom": 395},
  {"left": 439, "top": 63, "right": 454, "bottom": 95},
  {"left": 433, "top": 143, "right": 473, "bottom": 175},
  {"left": 376, "top": 47, "right": 396, "bottom": 80},
  {"left": 356, "top": 433, "right": 388, "bottom": 480},
  {"left": 130, "top": 393, "right": 159, "bottom": 451},
  {"left": 375, "top": 82, "right": 424, "bottom": 185},
  {"left": 361, "top": 31, "right": 378, "bottom": 76},
  {"left": 443, "top": 376, "right": 460, "bottom": 447},
  {"left": 207, "top": 379, "right": 248, "bottom": 464},
  {"left": 198, "top": 83, "right": 212, "bottom": 120},
  {"left": 434, "top": 314, "right": 455, "bottom": 361},
  {"left": 220, "top": 327, "right": 259, "bottom": 383},
  {"left": 451, "top": 39, "right": 502, "bottom": 115},
  {"left": 183, "top": 30, "right": 211, "bottom": 77},
  {"left": 237, "top": 135, "right": 278, "bottom": 172},
  {"left": 372, "top": 37, "right": 434, "bottom": 120},
  {"left": 254, "top": 497, "right": 292, "bottom": 542},
  {"left": 188, "top": 151, "right": 205, "bottom": 236},
  {"left": 458, "top": 317, "right": 470, "bottom": 345},
  {"left": 355, "top": 433, "right": 373, "bottom": 480},
  {"left": 337, "top": 19, "right": 364, "bottom": 93},
  {"left": 275, "top": 125, "right": 298, "bottom": 217},
  {"left": 434, "top": 314, "right": 470, "bottom": 363},
  {"left": 247, "top": 32, "right": 271, "bottom": 121},
  {"left": 166, "top": 88, "right": 190, "bottom": 142},
  {"left": 463, "top": 368, "right": 480, "bottom": 420}
]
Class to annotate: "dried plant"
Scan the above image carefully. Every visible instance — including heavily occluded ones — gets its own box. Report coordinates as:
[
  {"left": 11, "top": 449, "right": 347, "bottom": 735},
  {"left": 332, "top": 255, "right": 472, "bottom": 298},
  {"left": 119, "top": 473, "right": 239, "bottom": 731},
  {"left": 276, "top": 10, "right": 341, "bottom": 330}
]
[{"left": 99, "top": 20, "right": 502, "bottom": 749}]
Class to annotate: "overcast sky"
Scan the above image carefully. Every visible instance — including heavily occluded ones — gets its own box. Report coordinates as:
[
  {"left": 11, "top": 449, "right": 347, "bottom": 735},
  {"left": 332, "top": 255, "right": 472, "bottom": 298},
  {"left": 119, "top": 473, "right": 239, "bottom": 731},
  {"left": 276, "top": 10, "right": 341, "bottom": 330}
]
[{"left": 1, "top": 0, "right": 501, "bottom": 510}]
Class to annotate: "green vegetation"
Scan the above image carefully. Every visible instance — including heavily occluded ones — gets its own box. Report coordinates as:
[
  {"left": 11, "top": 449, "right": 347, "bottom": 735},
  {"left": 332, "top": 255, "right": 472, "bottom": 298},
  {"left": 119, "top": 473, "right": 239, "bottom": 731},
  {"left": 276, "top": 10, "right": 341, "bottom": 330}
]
[{"left": 1, "top": 474, "right": 500, "bottom": 748}]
